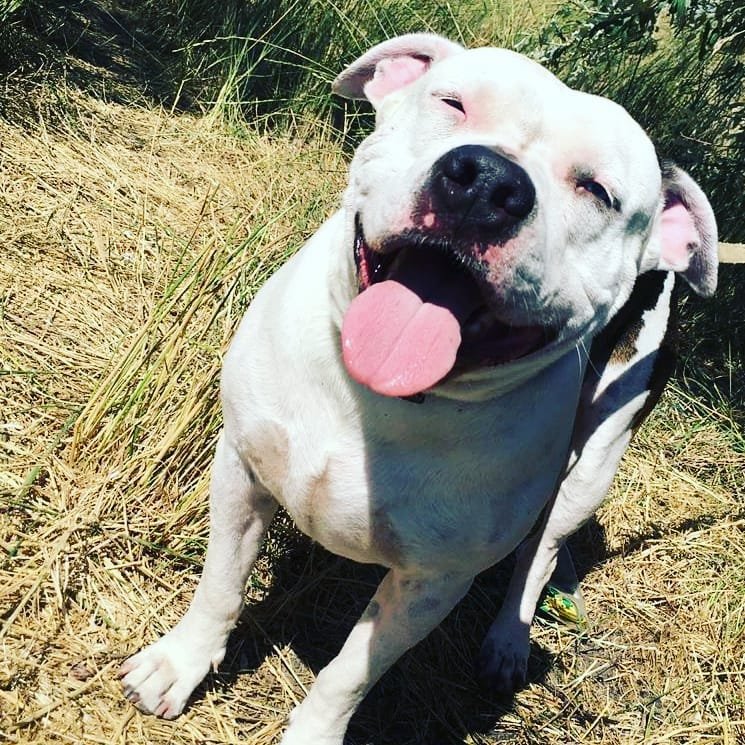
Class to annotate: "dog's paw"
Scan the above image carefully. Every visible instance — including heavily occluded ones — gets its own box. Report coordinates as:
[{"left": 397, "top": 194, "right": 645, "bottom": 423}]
[
  {"left": 476, "top": 621, "right": 530, "bottom": 694},
  {"left": 119, "top": 631, "right": 222, "bottom": 718},
  {"left": 279, "top": 698, "right": 345, "bottom": 745}
]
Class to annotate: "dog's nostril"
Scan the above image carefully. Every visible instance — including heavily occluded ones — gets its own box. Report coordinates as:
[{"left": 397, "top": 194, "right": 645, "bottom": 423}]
[
  {"left": 445, "top": 157, "right": 478, "bottom": 187},
  {"left": 494, "top": 181, "right": 534, "bottom": 219},
  {"left": 490, "top": 184, "right": 512, "bottom": 210}
]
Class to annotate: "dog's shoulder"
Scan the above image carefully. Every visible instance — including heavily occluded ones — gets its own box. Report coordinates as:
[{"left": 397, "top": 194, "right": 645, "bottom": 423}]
[{"left": 577, "top": 270, "right": 678, "bottom": 440}]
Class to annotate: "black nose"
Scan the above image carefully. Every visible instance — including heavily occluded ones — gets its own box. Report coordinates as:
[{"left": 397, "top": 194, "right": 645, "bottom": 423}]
[{"left": 430, "top": 145, "right": 535, "bottom": 240}]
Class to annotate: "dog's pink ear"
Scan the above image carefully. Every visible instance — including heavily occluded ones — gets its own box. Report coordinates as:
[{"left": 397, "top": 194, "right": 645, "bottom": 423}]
[
  {"left": 332, "top": 33, "right": 464, "bottom": 108},
  {"left": 656, "top": 164, "right": 718, "bottom": 297}
]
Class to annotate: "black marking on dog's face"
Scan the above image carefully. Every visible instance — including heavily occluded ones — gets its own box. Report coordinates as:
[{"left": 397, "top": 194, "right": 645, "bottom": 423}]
[{"left": 626, "top": 210, "right": 652, "bottom": 236}]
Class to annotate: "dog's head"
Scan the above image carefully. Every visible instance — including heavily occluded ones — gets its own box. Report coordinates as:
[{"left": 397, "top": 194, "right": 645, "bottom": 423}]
[{"left": 333, "top": 34, "right": 717, "bottom": 398}]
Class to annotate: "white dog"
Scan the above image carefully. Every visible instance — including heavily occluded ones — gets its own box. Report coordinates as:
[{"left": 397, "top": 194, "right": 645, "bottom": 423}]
[{"left": 120, "top": 33, "right": 717, "bottom": 744}]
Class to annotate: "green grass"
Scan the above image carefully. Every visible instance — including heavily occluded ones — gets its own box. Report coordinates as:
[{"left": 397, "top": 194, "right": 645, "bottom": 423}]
[
  {"left": 135, "top": 0, "right": 562, "bottom": 130},
  {"left": 0, "top": 0, "right": 24, "bottom": 21}
]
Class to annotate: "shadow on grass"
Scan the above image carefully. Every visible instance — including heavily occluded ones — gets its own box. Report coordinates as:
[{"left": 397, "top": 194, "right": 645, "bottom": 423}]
[
  {"left": 1, "top": 0, "right": 198, "bottom": 123},
  {"left": 173, "top": 522, "right": 574, "bottom": 744}
]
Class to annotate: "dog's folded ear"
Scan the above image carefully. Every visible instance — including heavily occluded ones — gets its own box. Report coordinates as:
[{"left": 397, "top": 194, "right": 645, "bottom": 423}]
[
  {"left": 651, "top": 163, "right": 718, "bottom": 297},
  {"left": 332, "top": 33, "right": 464, "bottom": 108}
]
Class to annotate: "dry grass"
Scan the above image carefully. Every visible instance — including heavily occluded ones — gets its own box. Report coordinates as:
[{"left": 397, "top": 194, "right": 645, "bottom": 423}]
[{"left": 1, "top": 87, "right": 743, "bottom": 745}]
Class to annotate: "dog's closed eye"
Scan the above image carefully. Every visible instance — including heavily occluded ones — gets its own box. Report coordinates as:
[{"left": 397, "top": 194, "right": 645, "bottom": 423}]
[
  {"left": 440, "top": 97, "right": 465, "bottom": 114},
  {"left": 577, "top": 178, "right": 613, "bottom": 209}
]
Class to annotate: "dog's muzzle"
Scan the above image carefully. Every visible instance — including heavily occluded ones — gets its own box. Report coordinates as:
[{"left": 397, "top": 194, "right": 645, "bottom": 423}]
[{"left": 341, "top": 147, "right": 552, "bottom": 398}]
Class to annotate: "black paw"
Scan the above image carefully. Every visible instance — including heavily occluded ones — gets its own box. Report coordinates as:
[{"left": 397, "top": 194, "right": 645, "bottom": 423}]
[{"left": 476, "top": 635, "right": 529, "bottom": 695}]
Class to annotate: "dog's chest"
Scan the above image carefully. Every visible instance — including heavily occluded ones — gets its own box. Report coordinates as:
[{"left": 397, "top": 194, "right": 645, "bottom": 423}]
[
  {"left": 243, "top": 367, "right": 580, "bottom": 572},
  {"left": 223, "top": 233, "right": 585, "bottom": 571}
]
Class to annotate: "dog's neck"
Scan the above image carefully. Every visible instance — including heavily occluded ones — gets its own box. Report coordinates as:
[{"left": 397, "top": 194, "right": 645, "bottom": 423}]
[{"left": 430, "top": 338, "right": 590, "bottom": 402}]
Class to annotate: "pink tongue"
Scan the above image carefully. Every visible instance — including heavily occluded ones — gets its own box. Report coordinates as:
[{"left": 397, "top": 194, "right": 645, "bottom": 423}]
[{"left": 341, "top": 280, "right": 461, "bottom": 397}]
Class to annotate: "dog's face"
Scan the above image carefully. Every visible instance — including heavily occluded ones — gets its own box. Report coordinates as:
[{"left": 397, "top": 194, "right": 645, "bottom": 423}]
[{"left": 334, "top": 35, "right": 717, "bottom": 398}]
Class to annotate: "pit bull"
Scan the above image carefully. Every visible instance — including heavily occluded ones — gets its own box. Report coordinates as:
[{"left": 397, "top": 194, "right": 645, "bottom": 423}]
[{"left": 119, "top": 33, "right": 717, "bottom": 744}]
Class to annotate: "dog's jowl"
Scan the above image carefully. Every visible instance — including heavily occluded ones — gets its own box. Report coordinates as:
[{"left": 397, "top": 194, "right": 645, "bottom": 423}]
[{"left": 120, "top": 34, "right": 717, "bottom": 744}]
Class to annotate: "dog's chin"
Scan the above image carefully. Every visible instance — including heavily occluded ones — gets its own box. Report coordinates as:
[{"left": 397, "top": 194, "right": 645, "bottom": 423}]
[{"left": 352, "top": 216, "right": 558, "bottom": 375}]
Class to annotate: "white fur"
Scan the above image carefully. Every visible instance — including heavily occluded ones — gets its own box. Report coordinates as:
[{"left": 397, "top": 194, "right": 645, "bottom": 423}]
[{"left": 120, "top": 34, "right": 718, "bottom": 742}]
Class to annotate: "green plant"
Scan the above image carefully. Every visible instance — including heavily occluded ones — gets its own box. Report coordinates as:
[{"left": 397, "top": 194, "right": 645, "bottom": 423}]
[
  {"left": 529, "top": 0, "right": 745, "bottom": 242},
  {"left": 0, "top": 0, "right": 24, "bottom": 21},
  {"left": 0, "top": 0, "right": 26, "bottom": 57}
]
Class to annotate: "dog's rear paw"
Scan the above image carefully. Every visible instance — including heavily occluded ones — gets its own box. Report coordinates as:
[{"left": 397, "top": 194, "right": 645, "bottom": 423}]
[
  {"left": 476, "top": 622, "right": 530, "bottom": 694},
  {"left": 119, "top": 632, "right": 221, "bottom": 718}
]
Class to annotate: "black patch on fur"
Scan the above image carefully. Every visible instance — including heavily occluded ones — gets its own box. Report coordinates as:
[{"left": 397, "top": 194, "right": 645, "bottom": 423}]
[
  {"left": 589, "top": 270, "right": 678, "bottom": 431},
  {"left": 591, "top": 271, "right": 669, "bottom": 368}
]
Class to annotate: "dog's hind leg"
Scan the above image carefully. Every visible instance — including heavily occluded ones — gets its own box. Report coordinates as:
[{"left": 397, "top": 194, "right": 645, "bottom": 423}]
[
  {"left": 280, "top": 568, "right": 474, "bottom": 745},
  {"left": 119, "top": 430, "right": 278, "bottom": 718}
]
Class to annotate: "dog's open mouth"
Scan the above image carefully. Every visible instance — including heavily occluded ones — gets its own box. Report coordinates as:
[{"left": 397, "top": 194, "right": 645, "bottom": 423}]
[{"left": 341, "top": 216, "right": 555, "bottom": 397}]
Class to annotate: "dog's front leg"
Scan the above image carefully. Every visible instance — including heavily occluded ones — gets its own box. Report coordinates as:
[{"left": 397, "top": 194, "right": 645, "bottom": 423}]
[
  {"left": 478, "top": 413, "right": 635, "bottom": 692},
  {"left": 281, "top": 569, "right": 474, "bottom": 745},
  {"left": 120, "top": 431, "right": 277, "bottom": 717}
]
